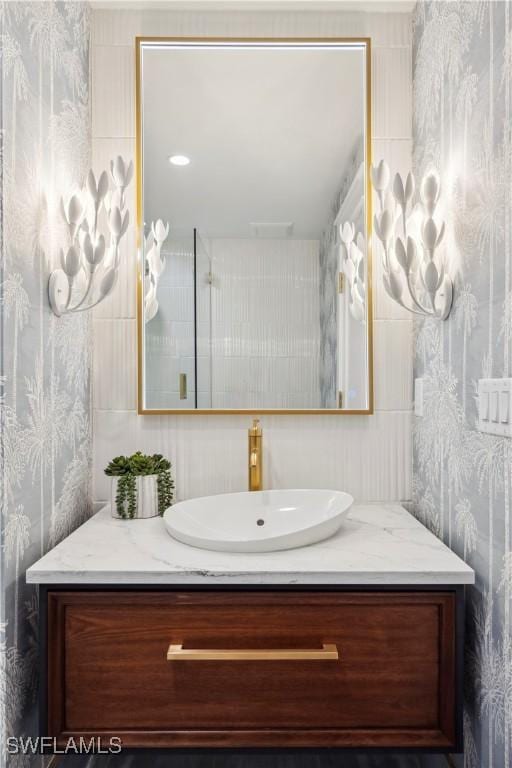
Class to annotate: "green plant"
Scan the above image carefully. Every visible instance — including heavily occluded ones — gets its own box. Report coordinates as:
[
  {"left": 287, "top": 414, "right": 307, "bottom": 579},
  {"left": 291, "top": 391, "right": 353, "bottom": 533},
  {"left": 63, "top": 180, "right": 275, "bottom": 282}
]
[
  {"left": 104, "top": 452, "right": 174, "bottom": 519},
  {"left": 114, "top": 473, "right": 137, "bottom": 519}
]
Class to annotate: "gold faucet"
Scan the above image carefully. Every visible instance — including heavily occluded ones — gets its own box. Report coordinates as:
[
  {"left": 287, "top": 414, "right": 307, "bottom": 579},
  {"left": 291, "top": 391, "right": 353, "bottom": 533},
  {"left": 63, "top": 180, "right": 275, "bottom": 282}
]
[{"left": 248, "top": 419, "right": 262, "bottom": 491}]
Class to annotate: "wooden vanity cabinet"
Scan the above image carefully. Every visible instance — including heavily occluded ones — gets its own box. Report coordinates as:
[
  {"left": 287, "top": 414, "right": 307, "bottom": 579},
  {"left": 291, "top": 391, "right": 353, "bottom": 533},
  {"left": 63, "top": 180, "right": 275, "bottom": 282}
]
[{"left": 42, "top": 588, "right": 463, "bottom": 751}]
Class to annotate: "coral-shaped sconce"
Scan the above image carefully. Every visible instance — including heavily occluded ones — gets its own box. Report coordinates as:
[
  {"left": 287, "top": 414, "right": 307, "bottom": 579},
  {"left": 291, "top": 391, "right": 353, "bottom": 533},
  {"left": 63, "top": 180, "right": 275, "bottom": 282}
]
[
  {"left": 339, "top": 222, "right": 366, "bottom": 323},
  {"left": 48, "top": 156, "right": 133, "bottom": 316},
  {"left": 144, "top": 220, "right": 170, "bottom": 323},
  {"left": 371, "top": 160, "right": 453, "bottom": 320}
]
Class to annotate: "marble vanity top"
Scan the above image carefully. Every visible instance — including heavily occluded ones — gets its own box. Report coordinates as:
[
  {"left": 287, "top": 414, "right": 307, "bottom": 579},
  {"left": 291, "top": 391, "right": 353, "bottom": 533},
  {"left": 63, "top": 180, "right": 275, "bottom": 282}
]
[{"left": 27, "top": 502, "right": 474, "bottom": 585}]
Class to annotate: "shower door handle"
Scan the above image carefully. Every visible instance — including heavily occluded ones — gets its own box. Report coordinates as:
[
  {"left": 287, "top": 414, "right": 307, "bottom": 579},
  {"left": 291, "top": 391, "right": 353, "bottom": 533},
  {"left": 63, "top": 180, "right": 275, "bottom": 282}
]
[{"left": 179, "top": 373, "right": 187, "bottom": 400}]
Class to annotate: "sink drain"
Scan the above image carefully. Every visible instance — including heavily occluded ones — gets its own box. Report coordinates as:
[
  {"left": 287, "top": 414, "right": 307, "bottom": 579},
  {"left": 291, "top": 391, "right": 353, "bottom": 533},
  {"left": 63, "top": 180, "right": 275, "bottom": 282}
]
[{"left": 256, "top": 519, "right": 265, "bottom": 526}]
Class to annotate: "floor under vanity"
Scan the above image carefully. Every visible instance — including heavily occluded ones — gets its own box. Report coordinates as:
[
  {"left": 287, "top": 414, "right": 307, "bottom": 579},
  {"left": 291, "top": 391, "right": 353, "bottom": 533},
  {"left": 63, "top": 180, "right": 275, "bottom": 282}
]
[{"left": 28, "top": 504, "right": 474, "bottom": 754}]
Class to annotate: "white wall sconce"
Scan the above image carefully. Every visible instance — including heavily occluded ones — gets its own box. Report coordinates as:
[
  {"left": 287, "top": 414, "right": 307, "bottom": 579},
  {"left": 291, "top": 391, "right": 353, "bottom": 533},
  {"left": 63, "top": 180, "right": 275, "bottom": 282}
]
[
  {"left": 144, "top": 220, "right": 170, "bottom": 323},
  {"left": 48, "top": 156, "right": 133, "bottom": 316},
  {"left": 371, "top": 160, "right": 453, "bottom": 320},
  {"left": 339, "top": 222, "right": 366, "bottom": 323}
]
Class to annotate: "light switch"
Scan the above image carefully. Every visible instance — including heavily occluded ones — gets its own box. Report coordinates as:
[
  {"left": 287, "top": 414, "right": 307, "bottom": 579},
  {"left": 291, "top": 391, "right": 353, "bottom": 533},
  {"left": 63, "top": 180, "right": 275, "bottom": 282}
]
[
  {"left": 491, "top": 391, "right": 499, "bottom": 422},
  {"left": 478, "top": 378, "right": 512, "bottom": 436}
]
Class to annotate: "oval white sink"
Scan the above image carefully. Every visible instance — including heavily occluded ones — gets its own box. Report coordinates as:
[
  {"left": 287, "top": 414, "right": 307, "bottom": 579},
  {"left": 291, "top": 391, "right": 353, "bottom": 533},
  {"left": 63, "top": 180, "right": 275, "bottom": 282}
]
[{"left": 163, "top": 489, "right": 353, "bottom": 553}]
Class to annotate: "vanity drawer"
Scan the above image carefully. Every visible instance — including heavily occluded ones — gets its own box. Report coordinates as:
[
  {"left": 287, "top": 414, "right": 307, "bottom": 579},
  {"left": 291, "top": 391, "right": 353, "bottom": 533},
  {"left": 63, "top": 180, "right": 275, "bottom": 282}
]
[{"left": 46, "top": 590, "right": 458, "bottom": 749}]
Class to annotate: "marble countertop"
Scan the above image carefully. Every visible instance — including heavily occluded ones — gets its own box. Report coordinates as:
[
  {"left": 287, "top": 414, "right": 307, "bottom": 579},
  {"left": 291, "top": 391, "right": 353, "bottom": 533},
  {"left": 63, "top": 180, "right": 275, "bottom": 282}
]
[{"left": 26, "top": 502, "right": 474, "bottom": 586}]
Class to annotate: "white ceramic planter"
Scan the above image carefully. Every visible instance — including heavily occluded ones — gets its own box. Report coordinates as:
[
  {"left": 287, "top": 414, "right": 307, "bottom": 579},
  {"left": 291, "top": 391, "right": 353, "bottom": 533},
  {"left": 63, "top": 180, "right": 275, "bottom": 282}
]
[{"left": 111, "top": 475, "right": 159, "bottom": 519}]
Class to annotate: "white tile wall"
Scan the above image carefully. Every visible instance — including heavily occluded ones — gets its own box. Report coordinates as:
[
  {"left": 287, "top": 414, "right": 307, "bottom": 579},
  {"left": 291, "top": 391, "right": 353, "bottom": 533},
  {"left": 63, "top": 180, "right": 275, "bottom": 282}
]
[
  {"left": 91, "top": 9, "right": 412, "bottom": 48},
  {"left": 91, "top": 6, "right": 413, "bottom": 506},
  {"left": 93, "top": 409, "right": 412, "bottom": 503},
  {"left": 92, "top": 46, "right": 135, "bottom": 138},
  {"left": 93, "top": 319, "right": 137, "bottom": 411},
  {"left": 372, "top": 47, "right": 412, "bottom": 139},
  {"left": 374, "top": 320, "right": 413, "bottom": 411}
]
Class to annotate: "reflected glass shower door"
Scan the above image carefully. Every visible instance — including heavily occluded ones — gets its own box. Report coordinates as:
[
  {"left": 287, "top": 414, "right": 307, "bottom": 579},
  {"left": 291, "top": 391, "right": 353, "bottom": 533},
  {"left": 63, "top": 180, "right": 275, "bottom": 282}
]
[
  {"left": 144, "top": 230, "right": 196, "bottom": 409},
  {"left": 143, "top": 228, "right": 212, "bottom": 409},
  {"left": 195, "top": 231, "right": 212, "bottom": 408}
]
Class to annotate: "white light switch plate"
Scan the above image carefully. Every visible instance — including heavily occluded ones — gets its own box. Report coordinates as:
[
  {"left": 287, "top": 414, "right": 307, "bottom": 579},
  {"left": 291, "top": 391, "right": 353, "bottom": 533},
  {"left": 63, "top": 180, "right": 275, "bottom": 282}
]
[{"left": 478, "top": 378, "right": 512, "bottom": 436}]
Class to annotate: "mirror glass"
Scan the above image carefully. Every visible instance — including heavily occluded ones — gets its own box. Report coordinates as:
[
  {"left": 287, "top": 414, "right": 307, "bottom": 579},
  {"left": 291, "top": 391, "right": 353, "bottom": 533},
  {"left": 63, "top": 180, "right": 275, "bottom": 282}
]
[{"left": 138, "top": 39, "right": 372, "bottom": 412}]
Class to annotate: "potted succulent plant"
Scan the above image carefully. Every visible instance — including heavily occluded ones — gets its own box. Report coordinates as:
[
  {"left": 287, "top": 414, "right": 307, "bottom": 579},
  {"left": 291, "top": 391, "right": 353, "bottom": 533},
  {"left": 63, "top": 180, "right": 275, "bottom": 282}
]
[{"left": 104, "top": 452, "right": 174, "bottom": 519}]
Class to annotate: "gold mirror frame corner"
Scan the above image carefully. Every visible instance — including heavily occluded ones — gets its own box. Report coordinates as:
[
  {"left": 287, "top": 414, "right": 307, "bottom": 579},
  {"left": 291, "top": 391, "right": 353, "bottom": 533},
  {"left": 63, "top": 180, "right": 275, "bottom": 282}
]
[{"left": 135, "top": 36, "right": 374, "bottom": 416}]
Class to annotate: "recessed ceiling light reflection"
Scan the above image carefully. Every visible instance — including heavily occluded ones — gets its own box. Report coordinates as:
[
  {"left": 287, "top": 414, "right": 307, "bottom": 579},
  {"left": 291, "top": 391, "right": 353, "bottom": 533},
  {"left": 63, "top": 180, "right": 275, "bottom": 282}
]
[{"left": 169, "top": 154, "right": 190, "bottom": 166}]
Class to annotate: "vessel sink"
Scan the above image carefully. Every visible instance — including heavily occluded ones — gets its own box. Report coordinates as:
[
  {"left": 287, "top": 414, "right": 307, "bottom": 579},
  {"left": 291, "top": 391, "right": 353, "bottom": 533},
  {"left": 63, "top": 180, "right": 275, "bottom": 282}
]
[{"left": 163, "top": 489, "right": 353, "bottom": 553}]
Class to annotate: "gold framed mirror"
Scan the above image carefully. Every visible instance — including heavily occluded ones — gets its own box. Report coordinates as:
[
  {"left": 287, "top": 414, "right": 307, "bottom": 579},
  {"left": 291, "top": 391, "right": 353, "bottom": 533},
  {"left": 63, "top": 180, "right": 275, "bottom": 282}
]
[{"left": 136, "top": 37, "right": 373, "bottom": 414}]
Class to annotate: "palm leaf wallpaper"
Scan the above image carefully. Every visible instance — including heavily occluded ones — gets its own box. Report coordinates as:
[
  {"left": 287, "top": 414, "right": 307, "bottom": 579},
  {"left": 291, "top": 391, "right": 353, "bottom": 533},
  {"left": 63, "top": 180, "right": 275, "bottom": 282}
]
[
  {"left": 0, "top": 2, "right": 92, "bottom": 765},
  {"left": 413, "top": 3, "right": 512, "bottom": 768}
]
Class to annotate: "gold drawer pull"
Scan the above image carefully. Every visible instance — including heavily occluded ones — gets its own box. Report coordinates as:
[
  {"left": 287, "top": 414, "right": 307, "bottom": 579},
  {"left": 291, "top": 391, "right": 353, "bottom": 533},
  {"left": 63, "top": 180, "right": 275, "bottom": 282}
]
[{"left": 166, "top": 643, "right": 338, "bottom": 661}]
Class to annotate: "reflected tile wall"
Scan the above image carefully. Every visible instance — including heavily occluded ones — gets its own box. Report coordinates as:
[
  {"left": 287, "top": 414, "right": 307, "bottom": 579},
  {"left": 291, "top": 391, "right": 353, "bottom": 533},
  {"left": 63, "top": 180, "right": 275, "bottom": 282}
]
[{"left": 209, "top": 238, "right": 321, "bottom": 410}]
